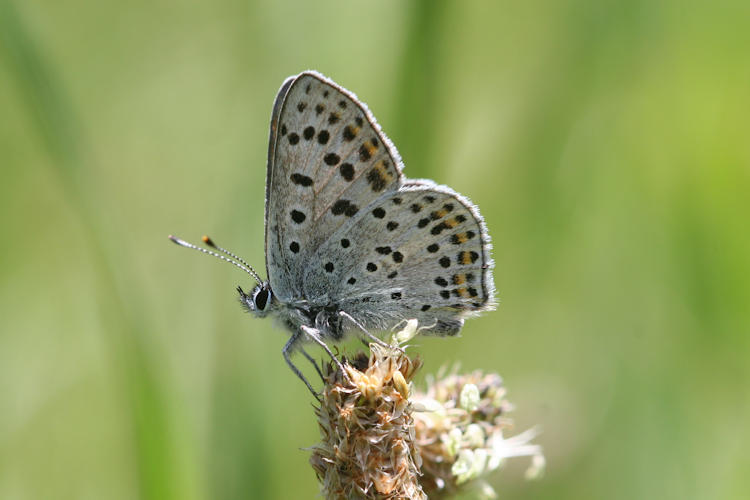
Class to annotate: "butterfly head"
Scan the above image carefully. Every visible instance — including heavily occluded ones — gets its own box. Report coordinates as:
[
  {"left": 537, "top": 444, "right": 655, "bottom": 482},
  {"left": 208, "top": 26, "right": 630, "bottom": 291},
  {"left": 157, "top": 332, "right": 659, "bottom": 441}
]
[{"left": 238, "top": 283, "right": 274, "bottom": 317}]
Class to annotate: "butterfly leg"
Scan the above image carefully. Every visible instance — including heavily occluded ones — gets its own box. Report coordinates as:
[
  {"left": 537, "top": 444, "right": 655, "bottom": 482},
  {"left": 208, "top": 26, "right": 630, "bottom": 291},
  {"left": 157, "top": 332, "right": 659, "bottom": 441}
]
[
  {"left": 282, "top": 331, "right": 320, "bottom": 399},
  {"left": 301, "top": 325, "right": 351, "bottom": 384},
  {"left": 300, "top": 346, "right": 325, "bottom": 382},
  {"left": 339, "top": 311, "right": 399, "bottom": 350}
]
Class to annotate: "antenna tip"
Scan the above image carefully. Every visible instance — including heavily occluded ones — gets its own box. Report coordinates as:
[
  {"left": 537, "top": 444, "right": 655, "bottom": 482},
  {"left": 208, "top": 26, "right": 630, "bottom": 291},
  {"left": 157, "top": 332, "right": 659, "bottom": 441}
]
[
  {"left": 202, "top": 235, "right": 215, "bottom": 247},
  {"left": 168, "top": 235, "right": 189, "bottom": 247}
]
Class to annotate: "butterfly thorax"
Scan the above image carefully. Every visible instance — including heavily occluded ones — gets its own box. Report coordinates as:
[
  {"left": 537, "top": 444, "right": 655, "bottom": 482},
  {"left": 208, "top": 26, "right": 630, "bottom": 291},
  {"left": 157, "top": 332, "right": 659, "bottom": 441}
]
[{"left": 239, "top": 282, "right": 347, "bottom": 341}]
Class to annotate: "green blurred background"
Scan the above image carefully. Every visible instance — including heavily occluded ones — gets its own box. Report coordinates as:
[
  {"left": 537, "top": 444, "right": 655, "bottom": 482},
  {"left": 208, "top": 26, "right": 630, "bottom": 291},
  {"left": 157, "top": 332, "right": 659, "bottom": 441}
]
[{"left": 2, "top": 0, "right": 749, "bottom": 498}]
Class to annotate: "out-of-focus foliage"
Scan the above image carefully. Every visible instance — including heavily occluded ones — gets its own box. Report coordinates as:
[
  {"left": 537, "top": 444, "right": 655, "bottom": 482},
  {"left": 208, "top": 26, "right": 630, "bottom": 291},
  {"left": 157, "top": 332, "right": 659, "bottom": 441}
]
[{"left": 1, "top": 0, "right": 748, "bottom": 499}]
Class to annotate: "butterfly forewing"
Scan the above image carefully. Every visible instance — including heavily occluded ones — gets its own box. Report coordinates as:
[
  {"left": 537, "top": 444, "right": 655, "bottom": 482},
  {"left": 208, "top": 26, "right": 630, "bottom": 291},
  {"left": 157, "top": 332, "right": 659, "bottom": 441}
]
[
  {"left": 303, "top": 182, "right": 495, "bottom": 335},
  {"left": 265, "top": 72, "right": 404, "bottom": 302}
]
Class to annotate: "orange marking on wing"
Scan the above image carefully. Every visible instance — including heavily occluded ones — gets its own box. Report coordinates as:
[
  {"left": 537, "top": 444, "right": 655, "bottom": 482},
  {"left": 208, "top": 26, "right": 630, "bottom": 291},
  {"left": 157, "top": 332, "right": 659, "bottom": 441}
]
[
  {"left": 446, "top": 217, "right": 462, "bottom": 228},
  {"left": 374, "top": 160, "right": 393, "bottom": 181},
  {"left": 364, "top": 139, "right": 379, "bottom": 156}
]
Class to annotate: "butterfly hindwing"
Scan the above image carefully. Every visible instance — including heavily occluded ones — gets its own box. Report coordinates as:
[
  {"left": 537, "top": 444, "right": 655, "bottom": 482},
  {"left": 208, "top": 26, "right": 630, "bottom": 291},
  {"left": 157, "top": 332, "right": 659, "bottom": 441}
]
[
  {"left": 303, "top": 181, "right": 495, "bottom": 335},
  {"left": 265, "top": 72, "right": 404, "bottom": 302}
]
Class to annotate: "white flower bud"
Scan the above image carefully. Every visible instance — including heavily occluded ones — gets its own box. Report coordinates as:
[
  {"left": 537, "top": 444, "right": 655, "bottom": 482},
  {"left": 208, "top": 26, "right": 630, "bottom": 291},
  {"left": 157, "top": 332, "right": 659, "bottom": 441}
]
[{"left": 459, "top": 383, "right": 480, "bottom": 412}]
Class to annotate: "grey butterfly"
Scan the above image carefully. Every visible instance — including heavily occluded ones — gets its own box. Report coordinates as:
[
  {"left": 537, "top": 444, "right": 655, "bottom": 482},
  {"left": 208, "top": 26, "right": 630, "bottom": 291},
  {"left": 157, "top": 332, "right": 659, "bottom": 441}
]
[{"left": 171, "top": 71, "right": 495, "bottom": 395}]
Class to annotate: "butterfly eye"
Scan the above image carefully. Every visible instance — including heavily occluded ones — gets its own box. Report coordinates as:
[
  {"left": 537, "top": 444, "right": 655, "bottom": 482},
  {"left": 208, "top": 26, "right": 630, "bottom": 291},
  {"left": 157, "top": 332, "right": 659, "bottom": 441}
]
[{"left": 254, "top": 287, "right": 270, "bottom": 311}]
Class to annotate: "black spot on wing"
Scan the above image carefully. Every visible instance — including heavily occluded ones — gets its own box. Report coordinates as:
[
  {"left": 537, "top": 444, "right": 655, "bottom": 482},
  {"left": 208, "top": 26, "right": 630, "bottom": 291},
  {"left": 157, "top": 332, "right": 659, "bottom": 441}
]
[
  {"left": 331, "top": 200, "right": 358, "bottom": 217},
  {"left": 290, "top": 173, "right": 313, "bottom": 186},
  {"left": 339, "top": 163, "right": 355, "bottom": 181},
  {"left": 343, "top": 125, "right": 357, "bottom": 141},
  {"left": 431, "top": 221, "right": 450, "bottom": 235},
  {"left": 324, "top": 153, "right": 340, "bottom": 166},
  {"left": 290, "top": 210, "right": 306, "bottom": 223}
]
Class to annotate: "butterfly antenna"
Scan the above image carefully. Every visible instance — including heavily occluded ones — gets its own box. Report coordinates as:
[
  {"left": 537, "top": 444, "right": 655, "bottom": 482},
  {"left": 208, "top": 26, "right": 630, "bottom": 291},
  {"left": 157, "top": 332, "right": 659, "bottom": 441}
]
[
  {"left": 168, "top": 235, "right": 262, "bottom": 284},
  {"left": 201, "top": 235, "right": 254, "bottom": 272}
]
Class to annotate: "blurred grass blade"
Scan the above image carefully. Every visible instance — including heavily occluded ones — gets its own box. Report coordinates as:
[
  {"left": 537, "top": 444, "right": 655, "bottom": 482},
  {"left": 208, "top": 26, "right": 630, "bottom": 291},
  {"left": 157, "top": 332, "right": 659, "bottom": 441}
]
[
  {"left": 392, "top": 0, "right": 449, "bottom": 177},
  {"left": 0, "top": 2, "right": 187, "bottom": 499}
]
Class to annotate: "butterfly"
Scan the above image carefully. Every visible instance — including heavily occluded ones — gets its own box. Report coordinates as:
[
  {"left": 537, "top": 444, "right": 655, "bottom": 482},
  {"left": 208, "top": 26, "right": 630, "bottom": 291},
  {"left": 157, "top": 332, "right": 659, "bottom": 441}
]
[{"left": 170, "top": 71, "right": 495, "bottom": 395}]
